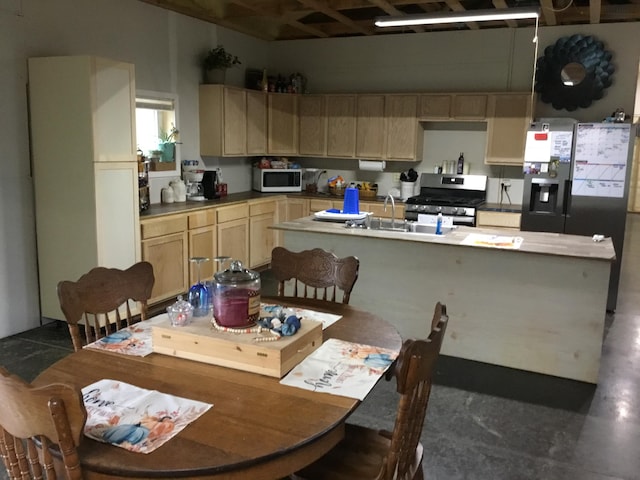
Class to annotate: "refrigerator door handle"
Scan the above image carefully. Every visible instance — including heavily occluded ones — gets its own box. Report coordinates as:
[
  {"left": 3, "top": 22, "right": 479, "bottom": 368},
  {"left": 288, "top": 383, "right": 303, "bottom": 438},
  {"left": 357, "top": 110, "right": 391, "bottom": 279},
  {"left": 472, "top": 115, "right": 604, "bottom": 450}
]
[{"left": 562, "top": 180, "right": 572, "bottom": 215}]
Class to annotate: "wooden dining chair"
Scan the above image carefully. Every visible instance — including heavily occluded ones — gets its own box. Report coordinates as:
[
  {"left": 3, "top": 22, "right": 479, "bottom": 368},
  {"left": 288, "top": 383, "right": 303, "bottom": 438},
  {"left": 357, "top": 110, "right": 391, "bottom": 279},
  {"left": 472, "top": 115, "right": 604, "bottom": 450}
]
[
  {"left": 57, "top": 261, "right": 155, "bottom": 351},
  {"left": 291, "top": 302, "right": 448, "bottom": 480},
  {"left": 270, "top": 247, "right": 359, "bottom": 304},
  {"left": 0, "top": 366, "right": 87, "bottom": 480}
]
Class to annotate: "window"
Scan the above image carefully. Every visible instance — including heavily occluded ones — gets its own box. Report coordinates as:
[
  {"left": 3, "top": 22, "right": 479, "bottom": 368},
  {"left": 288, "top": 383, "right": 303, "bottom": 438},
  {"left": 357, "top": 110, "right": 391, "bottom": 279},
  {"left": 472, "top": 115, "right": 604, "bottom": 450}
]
[{"left": 135, "top": 91, "right": 180, "bottom": 176}]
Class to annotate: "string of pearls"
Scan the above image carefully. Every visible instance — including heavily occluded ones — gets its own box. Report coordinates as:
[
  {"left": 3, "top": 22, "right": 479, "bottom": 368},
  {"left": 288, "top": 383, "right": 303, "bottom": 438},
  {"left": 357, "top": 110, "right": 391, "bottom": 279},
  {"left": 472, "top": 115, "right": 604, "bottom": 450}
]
[{"left": 210, "top": 316, "right": 282, "bottom": 342}]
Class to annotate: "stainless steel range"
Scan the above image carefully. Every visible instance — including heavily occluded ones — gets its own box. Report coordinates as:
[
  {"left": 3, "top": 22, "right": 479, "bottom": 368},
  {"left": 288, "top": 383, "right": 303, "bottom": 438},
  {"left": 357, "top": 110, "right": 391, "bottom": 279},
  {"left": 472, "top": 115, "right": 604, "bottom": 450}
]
[{"left": 404, "top": 173, "right": 487, "bottom": 226}]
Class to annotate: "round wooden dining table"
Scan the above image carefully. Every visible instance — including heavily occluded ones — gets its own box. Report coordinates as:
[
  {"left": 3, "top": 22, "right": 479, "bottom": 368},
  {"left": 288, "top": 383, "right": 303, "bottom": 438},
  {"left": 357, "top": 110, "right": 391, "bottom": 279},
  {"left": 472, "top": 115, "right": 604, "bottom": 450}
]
[{"left": 33, "top": 297, "right": 402, "bottom": 480}]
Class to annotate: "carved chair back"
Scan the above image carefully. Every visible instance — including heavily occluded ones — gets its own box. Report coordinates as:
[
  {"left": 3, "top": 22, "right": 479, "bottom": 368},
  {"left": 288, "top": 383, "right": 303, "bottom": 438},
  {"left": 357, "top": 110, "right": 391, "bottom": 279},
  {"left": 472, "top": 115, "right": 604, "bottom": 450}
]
[
  {"left": 270, "top": 247, "right": 359, "bottom": 304},
  {"left": 57, "top": 261, "right": 155, "bottom": 351},
  {"left": 0, "top": 366, "right": 87, "bottom": 480}
]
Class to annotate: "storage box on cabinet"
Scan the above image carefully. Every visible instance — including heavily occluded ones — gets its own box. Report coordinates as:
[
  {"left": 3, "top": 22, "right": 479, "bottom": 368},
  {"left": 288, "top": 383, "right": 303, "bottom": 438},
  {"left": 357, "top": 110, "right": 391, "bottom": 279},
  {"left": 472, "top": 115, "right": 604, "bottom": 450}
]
[{"left": 141, "top": 215, "right": 189, "bottom": 304}]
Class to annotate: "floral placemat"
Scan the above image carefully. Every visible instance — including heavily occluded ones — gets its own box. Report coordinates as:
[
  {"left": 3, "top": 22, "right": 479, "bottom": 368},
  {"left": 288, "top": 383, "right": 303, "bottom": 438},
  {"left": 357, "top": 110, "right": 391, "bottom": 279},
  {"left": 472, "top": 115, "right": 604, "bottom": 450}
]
[
  {"left": 84, "top": 315, "right": 168, "bottom": 356},
  {"left": 280, "top": 338, "right": 399, "bottom": 400},
  {"left": 82, "top": 379, "right": 212, "bottom": 454}
]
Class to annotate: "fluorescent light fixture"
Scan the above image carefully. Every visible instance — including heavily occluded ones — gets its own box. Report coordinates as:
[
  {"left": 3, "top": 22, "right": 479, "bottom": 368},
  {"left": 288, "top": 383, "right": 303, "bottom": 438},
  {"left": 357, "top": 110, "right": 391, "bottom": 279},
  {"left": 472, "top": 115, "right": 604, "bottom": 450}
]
[{"left": 374, "top": 7, "right": 539, "bottom": 27}]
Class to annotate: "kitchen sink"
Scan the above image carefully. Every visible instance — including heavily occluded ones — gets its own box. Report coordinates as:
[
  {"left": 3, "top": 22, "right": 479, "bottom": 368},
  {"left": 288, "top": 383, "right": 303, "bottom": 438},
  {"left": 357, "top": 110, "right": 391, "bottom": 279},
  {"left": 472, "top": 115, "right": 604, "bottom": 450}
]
[{"left": 365, "top": 218, "right": 454, "bottom": 235}]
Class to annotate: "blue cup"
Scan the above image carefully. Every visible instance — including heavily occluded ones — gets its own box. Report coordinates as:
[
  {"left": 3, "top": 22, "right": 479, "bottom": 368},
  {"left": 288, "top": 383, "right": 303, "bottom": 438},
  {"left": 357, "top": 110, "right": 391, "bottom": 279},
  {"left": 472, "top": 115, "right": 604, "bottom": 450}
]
[{"left": 343, "top": 187, "right": 360, "bottom": 214}]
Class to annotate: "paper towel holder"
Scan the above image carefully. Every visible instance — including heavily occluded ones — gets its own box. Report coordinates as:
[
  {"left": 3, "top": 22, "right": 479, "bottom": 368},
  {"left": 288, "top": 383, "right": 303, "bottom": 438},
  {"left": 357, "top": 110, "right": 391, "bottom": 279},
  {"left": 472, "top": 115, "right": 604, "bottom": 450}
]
[{"left": 358, "top": 159, "right": 386, "bottom": 171}]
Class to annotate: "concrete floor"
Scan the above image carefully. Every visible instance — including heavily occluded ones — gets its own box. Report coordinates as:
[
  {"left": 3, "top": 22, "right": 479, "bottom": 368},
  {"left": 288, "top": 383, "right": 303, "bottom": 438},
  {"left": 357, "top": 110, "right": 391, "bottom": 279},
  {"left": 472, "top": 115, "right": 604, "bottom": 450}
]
[{"left": 2, "top": 214, "right": 640, "bottom": 479}]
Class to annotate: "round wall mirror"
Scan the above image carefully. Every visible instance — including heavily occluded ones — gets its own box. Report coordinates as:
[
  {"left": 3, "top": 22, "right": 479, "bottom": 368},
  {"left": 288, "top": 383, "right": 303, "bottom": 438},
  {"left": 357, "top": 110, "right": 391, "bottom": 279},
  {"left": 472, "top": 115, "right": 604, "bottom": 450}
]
[
  {"left": 534, "top": 34, "right": 614, "bottom": 111},
  {"left": 561, "top": 62, "right": 586, "bottom": 86}
]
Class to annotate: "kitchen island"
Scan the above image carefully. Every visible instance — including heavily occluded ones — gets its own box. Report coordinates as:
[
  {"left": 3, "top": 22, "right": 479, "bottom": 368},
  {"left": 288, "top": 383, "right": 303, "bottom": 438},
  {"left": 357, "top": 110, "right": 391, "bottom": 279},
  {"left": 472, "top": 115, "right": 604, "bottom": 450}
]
[{"left": 272, "top": 216, "right": 616, "bottom": 383}]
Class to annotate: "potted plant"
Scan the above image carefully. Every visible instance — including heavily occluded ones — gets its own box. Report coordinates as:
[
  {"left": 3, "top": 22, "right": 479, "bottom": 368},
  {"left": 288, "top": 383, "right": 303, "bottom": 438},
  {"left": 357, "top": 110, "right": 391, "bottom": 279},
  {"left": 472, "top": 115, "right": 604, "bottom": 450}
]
[
  {"left": 158, "top": 124, "right": 179, "bottom": 162},
  {"left": 202, "top": 45, "right": 241, "bottom": 84}
]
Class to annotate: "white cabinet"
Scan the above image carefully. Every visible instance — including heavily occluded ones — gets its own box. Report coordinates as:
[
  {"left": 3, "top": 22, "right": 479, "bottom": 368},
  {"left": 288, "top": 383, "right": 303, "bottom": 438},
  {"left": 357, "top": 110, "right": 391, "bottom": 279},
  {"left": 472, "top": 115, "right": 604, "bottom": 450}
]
[{"left": 28, "top": 56, "right": 140, "bottom": 320}]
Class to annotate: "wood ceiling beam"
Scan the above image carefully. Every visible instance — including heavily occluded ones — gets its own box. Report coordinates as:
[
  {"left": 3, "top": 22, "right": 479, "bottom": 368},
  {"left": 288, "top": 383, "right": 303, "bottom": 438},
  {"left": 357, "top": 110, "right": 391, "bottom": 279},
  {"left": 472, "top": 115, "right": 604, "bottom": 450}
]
[
  {"left": 230, "top": 0, "right": 330, "bottom": 37},
  {"left": 443, "top": 0, "right": 479, "bottom": 30},
  {"left": 492, "top": 0, "right": 518, "bottom": 28},
  {"left": 590, "top": 0, "right": 601, "bottom": 24},
  {"left": 368, "top": 0, "right": 426, "bottom": 33},
  {"left": 297, "top": 0, "right": 374, "bottom": 35},
  {"left": 540, "top": 0, "right": 558, "bottom": 26}
]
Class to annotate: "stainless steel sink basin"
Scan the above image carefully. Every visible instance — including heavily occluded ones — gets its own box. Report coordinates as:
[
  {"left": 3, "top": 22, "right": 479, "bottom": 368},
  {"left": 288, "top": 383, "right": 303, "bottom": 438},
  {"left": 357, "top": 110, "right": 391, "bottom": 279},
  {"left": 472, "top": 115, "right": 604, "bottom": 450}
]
[{"left": 366, "top": 218, "right": 454, "bottom": 235}]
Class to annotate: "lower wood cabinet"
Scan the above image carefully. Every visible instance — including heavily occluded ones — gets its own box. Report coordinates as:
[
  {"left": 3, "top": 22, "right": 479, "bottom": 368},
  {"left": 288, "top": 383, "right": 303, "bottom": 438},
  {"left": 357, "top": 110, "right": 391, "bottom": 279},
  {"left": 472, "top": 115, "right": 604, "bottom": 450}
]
[
  {"left": 216, "top": 204, "right": 249, "bottom": 266},
  {"left": 286, "top": 198, "right": 310, "bottom": 220},
  {"left": 249, "top": 199, "right": 277, "bottom": 268},
  {"left": 476, "top": 211, "right": 521, "bottom": 229},
  {"left": 140, "top": 215, "right": 189, "bottom": 304},
  {"left": 188, "top": 210, "right": 216, "bottom": 284}
]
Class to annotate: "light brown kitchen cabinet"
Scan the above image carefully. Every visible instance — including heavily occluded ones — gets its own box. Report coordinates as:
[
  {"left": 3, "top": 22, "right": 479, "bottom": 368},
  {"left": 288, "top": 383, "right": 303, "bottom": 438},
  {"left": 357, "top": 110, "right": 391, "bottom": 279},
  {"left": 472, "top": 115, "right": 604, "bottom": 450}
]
[
  {"left": 249, "top": 199, "right": 277, "bottom": 268},
  {"left": 418, "top": 95, "right": 452, "bottom": 119},
  {"left": 141, "top": 215, "right": 189, "bottom": 304},
  {"left": 356, "top": 94, "right": 385, "bottom": 159},
  {"left": 476, "top": 211, "right": 521, "bottom": 229},
  {"left": 216, "top": 203, "right": 249, "bottom": 266},
  {"left": 309, "top": 199, "right": 334, "bottom": 213},
  {"left": 199, "top": 85, "right": 247, "bottom": 156},
  {"left": 187, "top": 209, "right": 216, "bottom": 284},
  {"left": 298, "top": 95, "right": 327, "bottom": 156},
  {"left": 452, "top": 94, "right": 487, "bottom": 119},
  {"left": 246, "top": 90, "right": 267, "bottom": 155},
  {"left": 385, "top": 94, "right": 420, "bottom": 161},
  {"left": 268, "top": 93, "right": 298, "bottom": 155},
  {"left": 326, "top": 94, "right": 356, "bottom": 158},
  {"left": 287, "top": 198, "right": 310, "bottom": 220},
  {"left": 485, "top": 93, "right": 532, "bottom": 165}
]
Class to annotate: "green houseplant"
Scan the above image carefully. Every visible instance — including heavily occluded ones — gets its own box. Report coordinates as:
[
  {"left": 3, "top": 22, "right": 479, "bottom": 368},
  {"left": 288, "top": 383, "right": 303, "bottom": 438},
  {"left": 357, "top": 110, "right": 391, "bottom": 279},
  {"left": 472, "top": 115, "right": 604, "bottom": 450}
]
[{"left": 202, "top": 45, "right": 241, "bottom": 84}]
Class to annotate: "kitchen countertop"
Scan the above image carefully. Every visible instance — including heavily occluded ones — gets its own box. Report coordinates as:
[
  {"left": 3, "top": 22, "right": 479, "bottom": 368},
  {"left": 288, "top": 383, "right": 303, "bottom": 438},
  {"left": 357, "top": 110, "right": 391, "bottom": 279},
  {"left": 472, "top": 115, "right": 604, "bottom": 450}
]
[
  {"left": 271, "top": 215, "right": 615, "bottom": 262},
  {"left": 139, "top": 191, "right": 396, "bottom": 219}
]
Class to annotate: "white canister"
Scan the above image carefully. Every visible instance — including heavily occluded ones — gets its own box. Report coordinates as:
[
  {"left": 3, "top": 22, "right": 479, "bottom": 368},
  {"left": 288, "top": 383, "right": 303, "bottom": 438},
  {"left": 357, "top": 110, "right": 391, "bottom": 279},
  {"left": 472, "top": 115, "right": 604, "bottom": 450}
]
[
  {"left": 161, "top": 186, "right": 175, "bottom": 203},
  {"left": 401, "top": 182, "right": 415, "bottom": 201},
  {"left": 170, "top": 179, "right": 187, "bottom": 202}
]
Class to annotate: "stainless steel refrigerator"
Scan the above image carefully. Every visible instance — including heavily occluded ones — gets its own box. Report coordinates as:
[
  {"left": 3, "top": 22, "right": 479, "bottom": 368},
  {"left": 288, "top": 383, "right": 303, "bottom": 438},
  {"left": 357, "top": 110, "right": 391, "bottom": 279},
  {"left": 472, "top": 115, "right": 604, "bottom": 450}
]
[{"left": 521, "top": 121, "right": 638, "bottom": 312}]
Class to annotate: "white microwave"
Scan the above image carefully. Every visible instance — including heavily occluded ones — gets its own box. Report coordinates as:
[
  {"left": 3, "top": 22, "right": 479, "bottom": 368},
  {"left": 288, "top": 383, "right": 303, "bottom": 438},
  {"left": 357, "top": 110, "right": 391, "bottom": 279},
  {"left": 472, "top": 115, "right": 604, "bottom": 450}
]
[{"left": 252, "top": 168, "right": 302, "bottom": 192}]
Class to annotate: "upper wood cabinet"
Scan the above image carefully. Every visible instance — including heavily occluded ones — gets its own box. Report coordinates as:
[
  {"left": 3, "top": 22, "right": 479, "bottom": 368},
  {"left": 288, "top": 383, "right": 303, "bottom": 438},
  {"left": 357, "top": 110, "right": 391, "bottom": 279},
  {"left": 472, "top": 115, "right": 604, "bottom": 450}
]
[
  {"left": 246, "top": 90, "right": 267, "bottom": 155},
  {"left": 326, "top": 94, "right": 356, "bottom": 158},
  {"left": 199, "top": 85, "right": 247, "bottom": 157},
  {"left": 356, "top": 94, "right": 385, "bottom": 159},
  {"left": 298, "top": 95, "right": 327, "bottom": 156},
  {"left": 418, "top": 93, "right": 486, "bottom": 120},
  {"left": 485, "top": 93, "right": 532, "bottom": 165},
  {"left": 452, "top": 94, "right": 487, "bottom": 119},
  {"left": 385, "top": 94, "right": 420, "bottom": 161},
  {"left": 418, "top": 94, "right": 451, "bottom": 120},
  {"left": 268, "top": 93, "right": 298, "bottom": 155}
]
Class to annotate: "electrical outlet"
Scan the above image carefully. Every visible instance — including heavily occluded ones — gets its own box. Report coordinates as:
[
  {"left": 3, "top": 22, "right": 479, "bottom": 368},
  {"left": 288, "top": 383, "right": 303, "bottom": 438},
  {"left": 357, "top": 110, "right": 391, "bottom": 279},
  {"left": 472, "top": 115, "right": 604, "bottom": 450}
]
[{"left": 392, "top": 173, "right": 401, "bottom": 183}]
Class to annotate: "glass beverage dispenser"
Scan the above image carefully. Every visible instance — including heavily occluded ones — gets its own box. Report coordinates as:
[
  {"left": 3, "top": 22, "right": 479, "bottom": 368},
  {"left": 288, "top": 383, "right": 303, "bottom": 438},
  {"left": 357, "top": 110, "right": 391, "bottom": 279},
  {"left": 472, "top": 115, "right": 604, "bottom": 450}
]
[{"left": 212, "top": 260, "right": 261, "bottom": 327}]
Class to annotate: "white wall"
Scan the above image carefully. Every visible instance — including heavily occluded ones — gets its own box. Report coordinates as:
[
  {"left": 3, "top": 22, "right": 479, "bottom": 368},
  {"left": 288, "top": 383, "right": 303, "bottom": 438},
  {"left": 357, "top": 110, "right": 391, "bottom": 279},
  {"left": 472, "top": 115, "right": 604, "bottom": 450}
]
[{"left": 1, "top": 0, "right": 639, "bottom": 337}]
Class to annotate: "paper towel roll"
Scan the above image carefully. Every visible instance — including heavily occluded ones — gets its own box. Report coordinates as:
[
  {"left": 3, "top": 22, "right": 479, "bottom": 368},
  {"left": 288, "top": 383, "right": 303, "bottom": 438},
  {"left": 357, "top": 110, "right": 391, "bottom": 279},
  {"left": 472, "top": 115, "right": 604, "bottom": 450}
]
[{"left": 358, "top": 160, "right": 386, "bottom": 171}]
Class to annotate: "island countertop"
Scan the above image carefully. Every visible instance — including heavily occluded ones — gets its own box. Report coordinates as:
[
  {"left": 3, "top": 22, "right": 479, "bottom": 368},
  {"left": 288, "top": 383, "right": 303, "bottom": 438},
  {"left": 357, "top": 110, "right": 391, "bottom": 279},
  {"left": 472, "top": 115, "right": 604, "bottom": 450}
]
[{"left": 271, "top": 216, "right": 616, "bottom": 263}]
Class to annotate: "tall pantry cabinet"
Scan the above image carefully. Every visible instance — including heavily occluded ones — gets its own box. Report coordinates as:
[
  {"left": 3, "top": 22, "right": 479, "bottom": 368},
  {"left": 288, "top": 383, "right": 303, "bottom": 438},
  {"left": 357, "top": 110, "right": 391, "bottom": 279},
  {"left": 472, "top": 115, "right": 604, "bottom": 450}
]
[{"left": 28, "top": 56, "right": 140, "bottom": 321}]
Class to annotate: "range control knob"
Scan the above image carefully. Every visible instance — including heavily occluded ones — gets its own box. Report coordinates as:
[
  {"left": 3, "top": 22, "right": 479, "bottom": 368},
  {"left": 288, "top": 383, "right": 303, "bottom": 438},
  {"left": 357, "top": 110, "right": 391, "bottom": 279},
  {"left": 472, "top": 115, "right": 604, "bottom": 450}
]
[{"left": 458, "top": 208, "right": 466, "bottom": 216}]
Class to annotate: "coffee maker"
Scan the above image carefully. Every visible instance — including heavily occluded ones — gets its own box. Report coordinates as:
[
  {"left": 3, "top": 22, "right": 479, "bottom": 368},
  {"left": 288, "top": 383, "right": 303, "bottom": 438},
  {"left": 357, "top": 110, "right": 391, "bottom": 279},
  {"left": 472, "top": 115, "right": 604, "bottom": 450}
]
[
  {"left": 202, "top": 170, "right": 219, "bottom": 200},
  {"left": 182, "top": 160, "right": 206, "bottom": 201}
]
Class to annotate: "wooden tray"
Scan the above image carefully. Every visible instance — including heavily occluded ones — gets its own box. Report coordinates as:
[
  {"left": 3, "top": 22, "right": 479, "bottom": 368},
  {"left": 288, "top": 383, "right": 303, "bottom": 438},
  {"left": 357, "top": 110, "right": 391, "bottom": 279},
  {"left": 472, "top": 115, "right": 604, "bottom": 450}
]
[{"left": 152, "top": 317, "right": 323, "bottom": 378}]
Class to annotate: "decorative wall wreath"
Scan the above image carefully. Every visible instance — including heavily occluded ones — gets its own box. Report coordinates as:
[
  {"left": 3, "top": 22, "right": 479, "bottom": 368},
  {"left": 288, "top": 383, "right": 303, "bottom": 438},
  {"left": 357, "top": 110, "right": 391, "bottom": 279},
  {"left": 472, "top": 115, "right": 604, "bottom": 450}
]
[{"left": 534, "top": 34, "right": 615, "bottom": 111}]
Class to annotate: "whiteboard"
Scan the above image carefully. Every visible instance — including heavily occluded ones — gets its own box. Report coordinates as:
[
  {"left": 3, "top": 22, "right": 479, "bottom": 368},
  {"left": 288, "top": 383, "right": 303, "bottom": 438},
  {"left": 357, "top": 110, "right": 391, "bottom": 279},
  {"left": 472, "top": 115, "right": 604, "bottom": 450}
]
[{"left": 571, "top": 123, "right": 630, "bottom": 198}]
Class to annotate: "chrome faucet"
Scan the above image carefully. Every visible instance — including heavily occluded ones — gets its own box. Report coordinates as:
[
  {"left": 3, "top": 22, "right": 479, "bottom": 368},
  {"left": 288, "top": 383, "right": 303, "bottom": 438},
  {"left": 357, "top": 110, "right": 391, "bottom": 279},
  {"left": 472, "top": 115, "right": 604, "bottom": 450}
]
[{"left": 384, "top": 193, "right": 396, "bottom": 229}]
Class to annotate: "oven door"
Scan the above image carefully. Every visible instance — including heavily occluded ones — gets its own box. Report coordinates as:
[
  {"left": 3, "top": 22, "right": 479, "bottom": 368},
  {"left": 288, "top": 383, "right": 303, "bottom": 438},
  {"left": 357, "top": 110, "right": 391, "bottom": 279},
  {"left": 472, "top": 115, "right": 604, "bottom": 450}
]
[{"left": 452, "top": 215, "right": 476, "bottom": 227}]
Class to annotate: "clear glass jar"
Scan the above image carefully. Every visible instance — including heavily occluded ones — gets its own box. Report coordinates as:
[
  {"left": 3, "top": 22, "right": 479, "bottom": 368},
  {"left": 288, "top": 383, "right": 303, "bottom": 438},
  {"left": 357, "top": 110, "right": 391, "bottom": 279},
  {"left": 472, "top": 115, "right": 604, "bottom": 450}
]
[{"left": 212, "top": 260, "right": 261, "bottom": 327}]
